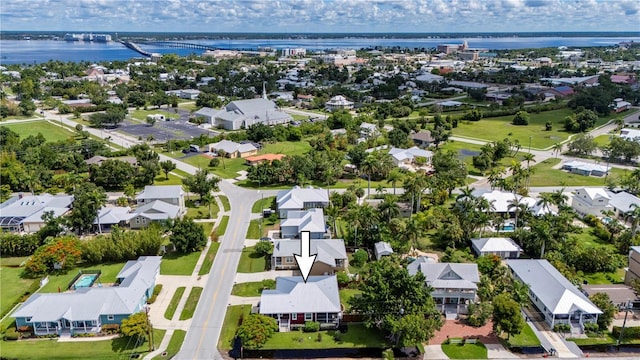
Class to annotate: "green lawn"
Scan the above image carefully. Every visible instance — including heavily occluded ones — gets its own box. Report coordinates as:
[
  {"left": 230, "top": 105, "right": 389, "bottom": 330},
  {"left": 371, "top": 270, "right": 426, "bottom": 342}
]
[
  {"left": 164, "top": 287, "right": 186, "bottom": 320},
  {"left": 160, "top": 251, "right": 201, "bottom": 276},
  {"left": 198, "top": 242, "right": 220, "bottom": 276},
  {"left": 0, "top": 260, "right": 38, "bottom": 318},
  {"left": 593, "top": 134, "right": 613, "bottom": 147},
  {"left": 247, "top": 219, "right": 278, "bottom": 239},
  {"left": 218, "top": 305, "right": 251, "bottom": 350},
  {"left": 231, "top": 281, "right": 275, "bottom": 297},
  {"left": 339, "top": 289, "right": 362, "bottom": 311},
  {"left": 252, "top": 196, "right": 276, "bottom": 213},
  {"left": 506, "top": 324, "right": 541, "bottom": 347},
  {"left": 201, "top": 222, "right": 214, "bottom": 239},
  {"left": 216, "top": 216, "right": 230, "bottom": 236},
  {"left": 525, "top": 158, "right": 628, "bottom": 187},
  {"left": 1, "top": 121, "right": 76, "bottom": 142},
  {"left": 178, "top": 102, "right": 199, "bottom": 111},
  {"left": 441, "top": 341, "right": 488, "bottom": 359},
  {"left": 439, "top": 140, "right": 525, "bottom": 176},
  {"left": 451, "top": 108, "right": 617, "bottom": 150},
  {"left": 179, "top": 287, "right": 203, "bottom": 320},
  {"left": 153, "top": 172, "right": 184, "bottom": 186},
  {"left": 0, "top": 329, "right": 165, "bottom": 360},
  {"left": 39, "top": 262, "right": 127, "bottom": 293},
  {"left": 1, "top": 114, "right": 44, "bottom": 121},
  {"left": 153, "top": 329, "right": 186, "bottom": 360},
  {"left": 185, "top": 199, "right": 219, "bottom": 219},
  {"left": 567, "top": 228, "right": 625, "bottom": 284},
  {"left": 236, "top": 246, "right": 268, "bottom": 273},
  {"left": 130, "top": 109, "right": 180, "bottom": 121},
  {"left": 219, "top": 195, "right": 231, "bottom": 212},
  {"left": 262, "top": 324, "right": 387, "bottom": 350}
]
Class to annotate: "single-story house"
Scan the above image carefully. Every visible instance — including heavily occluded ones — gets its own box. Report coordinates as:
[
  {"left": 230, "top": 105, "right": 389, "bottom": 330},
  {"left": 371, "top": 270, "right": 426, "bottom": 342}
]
[
  {"left": 409, "top": 131, "right": 434, "bottom": 148},
  {"left": 13, "top": 256, "right": 161, "bottom": 336},
  {"left": 620, "top": 128, "right": 640, "bottom": 142},
  {"left": 276, "top": 186, "right": 329, "bottom": 218},
  {"left": 201, "top": 98, "right": 292, "bottom": 130},
  {"left": 571, "top": 187, "right": 612, "bottom": 217},
  {"left": 606, "top": 191, "right": 640, "bottom": 219},
  {"left": 374, "top": 241, "right": 394, "bottom": 260},
  {"left": 388, "top": 147, "right": 433, "bottom": 167},
  {"left": 612, "top": 98, "right": 632, "bottom": 113},
  {"left": 85, "top": 156, "right": 137, "bottom": 166},
  {"left": 280, "top": 208, "right": 327, "bottom": 239},
  {"left": 506, "top": 259, "right": 602, "bottom": 331},
  {"left": 474, "top": 190, "right": 555, "bottom": 216},
  {"left": 130, "top": 200, "right": 181, "bottom": 229},
  {"left": 0, "top": 194, "right": 73, "bottom": 233},
  {"left": 136, "top": 185, "right": 185, "bottom": 211},
  {"left": 93, "top": 206, "right": 132, "bottom": 233},
  {"left": 471, "top": 237, "right": 522, "bottom": 258},
  {"left": 259, "top": 276, "right": 342, "bottom": 331},
  {"left": 272, "top": 239, "right": 347, "bottom": 275},
  {"left": 408, "top": 261, "right": 479, "bottom": 315},
  {"left": 245, "top": 153, "right": 285, "bottom": 166},
  {"left": 207, "top": 140, "right": 258, "bottom": 159},
  {"left": 562, "top": 161, "right": 609, "bottom": 177}
]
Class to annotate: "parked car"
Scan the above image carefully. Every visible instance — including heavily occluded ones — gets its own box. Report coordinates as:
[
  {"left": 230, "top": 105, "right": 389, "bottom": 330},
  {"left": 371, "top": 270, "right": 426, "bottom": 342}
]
[{"left": 259, "top": 237, "right": 272, "bottom": 242}]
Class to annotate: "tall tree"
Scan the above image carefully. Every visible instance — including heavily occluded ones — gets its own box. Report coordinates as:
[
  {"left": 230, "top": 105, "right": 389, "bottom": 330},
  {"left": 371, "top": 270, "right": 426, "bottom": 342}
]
[
  {"left": 159, "top": 160, "right": 176, "bottom": 180},
  {"left": 182, "top": 169, "right": 220, "bottom": 200},
  {"left": 492, "top": 292, "right": 525, "bottom": 340},
  {"left": 170, "top": 218, "right": 207, "bottom": 253},
  {"left": 120, "top": 312, "right": 149, "bottom": 342},
  {"left": 68, "top": 182, "right": 107, "bottom": 234}
]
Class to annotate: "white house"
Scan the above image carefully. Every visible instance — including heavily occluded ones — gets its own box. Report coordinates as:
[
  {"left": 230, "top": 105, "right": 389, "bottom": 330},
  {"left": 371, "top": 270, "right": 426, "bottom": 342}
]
[
  {"left": 607, "top": 191, "right": 640, "bottom": 219},
  {"left": 374, "top": 241, "right": 394, "bottom": 260},
  {"left": 136, "top": 185, "right": 185, "bottom": 212},
  {"left": 279, "top": 208, "right": 327, "bottom": 239},
  {"left": 506, "top": 259, "right": 602, "bottom": 332},
  {"left": 571, "top": 187, "right": 612, "bottom": 217},
  {"left": 0, "top": 194, "right": 73, "bottom": 233},
  {"left": 359, "top": 122, "right": 379, "bottom": 139},
  {"left": 471, "top": 237, "right": 522, "bottom": 259},
  {"left": 325, "top": 95, "right": 354, "bottom": 112},
  {"left": 276, "top": 186, "right": 329, "bottom": 218},
  {"left": 620, "top": 128, "right": 640, "bottom": 142}
]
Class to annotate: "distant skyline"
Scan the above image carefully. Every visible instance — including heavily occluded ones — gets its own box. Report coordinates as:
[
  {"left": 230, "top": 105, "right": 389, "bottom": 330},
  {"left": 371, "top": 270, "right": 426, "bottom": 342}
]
[{"left": 1, "top": 0, "right": 639, "bottom": 33}]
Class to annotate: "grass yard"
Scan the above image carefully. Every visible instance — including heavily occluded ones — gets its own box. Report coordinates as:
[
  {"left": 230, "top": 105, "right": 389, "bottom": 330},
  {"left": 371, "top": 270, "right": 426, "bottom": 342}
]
[
  {"left": 593, "top": 134, "right": 613, "bottom": 147},
  {"left": 198, "top": 242, "right": 220, "bottom": 276},
  {"left": 231, "top": 280, "right": 275, "bottom": 297},
  {"left": 218, "top": 305, "right": 251, "bottom": 350},
  {"left": 525, "top": 158, "right": 628, "bottom": 187},
  {"left": 201, "top": 222, "right": 214, "bottom": 239},
  {"left": 339, "top": 289, "right": 362, "bottom": 311},
  {"left": 583, "top": 269, "right": 626, "bottom": 285},
  {"left": 1, "top": 120, "right": 76, "bottom": 142},
  {"left": 216, "top": 216, "right": 230, "bottom": 236},
  {"left": 130, "top": 109, "right": 180, "bottom": 121},
  {"left": 506, "top": 324, "right": 541, "bottom": 347},
  {"left": 185, "top": 199, "right": 219, "bottom": 219},
  {"left": 178, "top": 102, "right": 199, "bottom": 111},
  {"left": 251, "top": 196, "right": 276, "bottom": 213},
  {"left": 441, "top": 341, "right": 488, "bottom": 359},
  {"left": 439, "top": 140, "right": 525, "bottom": 176},
  {"left": 179, "top": 287, "right": 203, "bottom": 320},
  {"left": 0, "top": 258, "right": 38, "bottom": 318},
  {"left": 153, "top": 172, "right": 184, "bottom": 186},
  {"left": 568, "top": 228, "right": 625, "bottom": 284},
  {"left": 219, "top": 195, "right": 231, "bottom": 212},
  {"left": 451, "top": 108, "right": 617, "bottom": 150},
  {"left": 153, "top": 329, "right": 186, "bottom": 360},
  {"left": 236, "top": 246, "right": 268, "bottom": 273},
  {"left": 0, "top": 329, "right": 165, "bottom": 360},
  {"left": 39, "top": 262, "right": 127, "bottom": 293},
  {"left": 261, "top": 324, "right": 387, "bottom": 350},
  {"left": 246, "top": 219, "right": 278, "bottom": 239},
  {"left": 164, "top": 287, "right": 186, "bottom": 320},
  {"left": 160, "top": 251, "right": 201, "bottom": 275}
]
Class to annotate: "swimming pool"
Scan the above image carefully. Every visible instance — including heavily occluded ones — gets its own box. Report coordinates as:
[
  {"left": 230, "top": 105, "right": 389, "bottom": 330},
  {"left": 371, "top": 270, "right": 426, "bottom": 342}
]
[{"left": 72, "top": 274, "right": 99, "bottom": 289}]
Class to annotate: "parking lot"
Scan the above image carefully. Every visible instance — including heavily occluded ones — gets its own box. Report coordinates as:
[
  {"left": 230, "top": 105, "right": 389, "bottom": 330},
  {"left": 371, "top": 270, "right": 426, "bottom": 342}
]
[{"left": 118, "top": 117, "right": 217, "bottom": 141}]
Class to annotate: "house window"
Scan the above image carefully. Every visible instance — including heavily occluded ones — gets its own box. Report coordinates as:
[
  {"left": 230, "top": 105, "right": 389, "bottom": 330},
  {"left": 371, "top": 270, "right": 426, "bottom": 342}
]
[
  {"left": 107, "top": 315, "right": 115, "bottom": 321},
  {"left": 285, "top": 257, "right": 294, "bottom": 264},
  {"left": 135, "top": 218, "right": 140, "bottom": 224},
  {"left": 305, "top": 313, "right": 313, "bottom": 321},
  {"left": 26, "top": 317, "right": 32, "bottom": 322},
  {"left": 292, "top": 313, "right": 297, "bottom": 320},
  {"left": 142, "top": 218, "right": 146, "bottom": 224}
]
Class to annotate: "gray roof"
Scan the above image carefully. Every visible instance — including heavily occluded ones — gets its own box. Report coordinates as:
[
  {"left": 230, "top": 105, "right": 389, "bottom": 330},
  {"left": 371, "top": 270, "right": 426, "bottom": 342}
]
[
  {"left": 607, "top": 191, "right": 640, "bottom": 214},
  {"left": 212, "top": 98, "right": 292, "bottom": 128},
  {"left": 136, "top": 185, "right": 184, "bottom": 201},
  {"left": 259, "top": 276, "right": 341, "bottom": 314},
  {"left": 505, "top": 259, "right": 602, "bottom": 316},
  {"left": 280, "top": 208, "right": 326, "bottom": 233},
  {"left": 93, "top": 206, "right": 133, "bottom": 225},
  {"left": 210, "top": 140, "right": 257, "bottom": 154},
  {"left": 471, "top": 237, "right": 522, "bottom": 254},
  {"left": 273, "top": 239, "right": 346, "bottom": 267},
  {"left": 13, "top": 256, "right": 161, "bottom": 322},
  {"left": 133, "top": 200, "right": 181, "bottom": 220},
  {"left": 276, "top": 186, "right": 329, "bottom": 210},
  {"left": 409, "top": 262, "right": 479, "bottom": 290},
  {"left": 0, "top": 194, "right": 73, "bottom": 227},
  {"left": 194, "top": 107, "right": 218, "bottom": 117},
  {"left": 374, "top": 241, "right": 394, "bottom": 260}
]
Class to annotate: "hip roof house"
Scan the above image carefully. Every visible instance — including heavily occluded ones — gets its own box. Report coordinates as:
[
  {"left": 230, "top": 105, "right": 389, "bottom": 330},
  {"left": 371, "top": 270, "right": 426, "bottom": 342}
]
[
  {"left": 276, "top": 186, "right": 329, "bottom": 218},
  {"left": 196, "top": 98, "right": 292, "bottom": 130},
  {"left": 0, "top": 194, "right": 73, "bottom": 233}
]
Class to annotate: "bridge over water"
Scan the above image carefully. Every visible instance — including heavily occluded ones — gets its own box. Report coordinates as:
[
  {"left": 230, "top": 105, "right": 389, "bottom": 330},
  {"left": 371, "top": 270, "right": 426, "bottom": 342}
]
[{"left": 140, "top": 41, "right": 218, "bottom": 51}]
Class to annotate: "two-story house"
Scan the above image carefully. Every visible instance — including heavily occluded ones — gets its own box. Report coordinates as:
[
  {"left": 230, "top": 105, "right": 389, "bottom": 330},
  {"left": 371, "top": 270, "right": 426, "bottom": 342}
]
[
  {"left": 571, "top": 187, "right": 612, "bottom": 217},
  {"left": 276, "top": 186, "right": 329, "bottom": 218},
  {"left": 136, "top": 185, "right": 185, "bottom": 212},
  {"left": 408, "top": 260, "right": 480, "bottom": 317},
  {"left": 624, "top": 246, "right": 640, "bottom": 286},
  {"left": 271, "top": 238, "right": 347, "bottom": 275},
  {"left": 279, "top": 208, "right": 328, "bottom": 239}
]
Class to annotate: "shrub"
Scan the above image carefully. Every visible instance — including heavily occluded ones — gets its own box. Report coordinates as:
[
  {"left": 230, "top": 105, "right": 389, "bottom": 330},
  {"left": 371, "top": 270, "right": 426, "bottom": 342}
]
[
  {"left": 512, "top": 111, "right": 530, "bottom": 126},
  {"left": 583, "top": 322, "right": 599, "bottom": 333},
  {"left": 101, "top": 324, "right": 120, "bottom": 334},
  {"left": 351, "top": 249, "right": 368, "bottom": 268},
  {"left": 209, "top": 158, "right": 220, "bottom": 167},
  {"left": 153, "top": 284, "right": 163, "bottom": 296},
  {"left": 553, "top": 323, "right": 570, "bottom": 333},
  {"left": 303, "top": 321, "right": 320, "bottom": 332},
  {"left": 336, "top": 271, "right": 350, "bottom": 287},
  {"left": 317, "top": 332, "right": 323, "bottom": 342},
  {"left": 4, "top": 328, "right": 19, "bottom": 341},
  {"left": 583, "top": 214, "right": 600, "bottom": 227},
  {"left": 545, "top": 121, "right": 553, "bottom": 131},
  {"left": 467, "top": 302, "right": 493, "bottom": 327},
  {"left": 612, "top": 326, "right": 640, "bottom": 340}
]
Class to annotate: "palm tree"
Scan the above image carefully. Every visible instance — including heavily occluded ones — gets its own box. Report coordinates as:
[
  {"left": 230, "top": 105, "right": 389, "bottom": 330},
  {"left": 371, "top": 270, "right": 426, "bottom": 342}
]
[
  {"left": 550, "top": 189, "right": 569, "bottom": 209},
  {"left": 507, "top": 196, "right": 526, "bottom": 231},
  {"left": 379, "top": 195, "right": 400, "bottom": 221},
  {"left": 456, "top": 186, "right": 476, "bottom": 203},
  {"left": 536, "top": 192, "right": 554, "bottom": 215},
  {"left": 360, "top": 156, "right": 377, "bottom": 198},
  {"left": 217, "top": 149, "right": 227, "bottom": 169},
  {"left": 552, "top": 142, "right": 563, "bottom": 158},
  {"left": 404, "top": 215, "right": 424, "bottom": 250},
  {"left": 522, "top": 153, "right": 536, "bottom": 169},
  {"left": 386, "top": 169, "right": 403, "bottom": 196},
  {"left": 627, "top": 203, "right": 640, "bottom": 239},
  {"left": 487, "top": 166, "right": 505, "bottom": 190},
  {"left": 325, "top": 203, "right": 341, "bottom": 238}
]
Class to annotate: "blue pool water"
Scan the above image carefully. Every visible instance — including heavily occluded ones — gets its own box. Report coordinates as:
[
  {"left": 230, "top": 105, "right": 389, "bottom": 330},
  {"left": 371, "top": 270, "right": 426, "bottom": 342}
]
[
  {"left": 503, "top": 225, "right": 515, "bottom": 231},
  {"left": 73, "top": 274, "right": 98, "bottom": 289}
]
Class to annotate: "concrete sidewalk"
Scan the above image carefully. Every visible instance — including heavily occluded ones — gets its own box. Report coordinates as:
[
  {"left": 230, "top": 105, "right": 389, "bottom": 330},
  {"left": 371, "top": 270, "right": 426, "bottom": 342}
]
[
  {"left": 423, "top": 345, "right": 448, "bottom": 359},
  {"left": 234, "top": 270, "right": 295, "bottom": 283},
  {"left": 228, "top": 295, "right": 260, "bottom": 306}
]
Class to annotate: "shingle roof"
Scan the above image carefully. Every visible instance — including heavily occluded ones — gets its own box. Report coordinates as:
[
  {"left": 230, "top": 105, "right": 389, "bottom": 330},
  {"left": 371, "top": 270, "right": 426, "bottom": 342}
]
[
  {"left": 13, "top": 256, "right": 161, "bottom": 322},
  {"left": 136, "top": 185, "right": 183, "bottom": 201},
  {"left": 471, "top": 237, "right": 522, "bottom": 254},
  {"left": 505, "top": 259, "right": 602, "bottom": 316},
  {"left": 409, "top": 262, "right": 480, "bottom": 290},
  {"left": 259, "top": 276, "right": 341, "bottom": 314},
  {"left": 273, "top": 239, "right": 346, "bottom": 267}
]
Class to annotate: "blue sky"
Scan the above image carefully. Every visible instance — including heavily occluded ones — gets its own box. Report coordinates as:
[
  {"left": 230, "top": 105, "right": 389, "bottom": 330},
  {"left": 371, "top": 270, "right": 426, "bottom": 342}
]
[{"left": 1, "top": 0, "right": 639, "bottom": 33}]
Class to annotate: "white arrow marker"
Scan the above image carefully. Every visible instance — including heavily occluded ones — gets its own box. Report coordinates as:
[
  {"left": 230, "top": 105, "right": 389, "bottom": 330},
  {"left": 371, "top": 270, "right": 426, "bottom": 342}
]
[{"left": 294, "top": 231, "right": 317, "bottom": 283}]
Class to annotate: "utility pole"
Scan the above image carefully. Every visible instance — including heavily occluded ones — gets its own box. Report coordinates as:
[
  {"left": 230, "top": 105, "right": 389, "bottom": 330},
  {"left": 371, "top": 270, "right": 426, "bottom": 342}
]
[{"left": 617, "top": 299, "right": 631, "bottom": 349}]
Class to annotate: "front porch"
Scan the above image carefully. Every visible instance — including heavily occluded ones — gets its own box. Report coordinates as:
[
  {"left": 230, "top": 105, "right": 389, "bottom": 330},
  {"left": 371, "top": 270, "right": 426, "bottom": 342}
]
[{"left": 33, "top": 319, "right": 101, "bottom": 336}]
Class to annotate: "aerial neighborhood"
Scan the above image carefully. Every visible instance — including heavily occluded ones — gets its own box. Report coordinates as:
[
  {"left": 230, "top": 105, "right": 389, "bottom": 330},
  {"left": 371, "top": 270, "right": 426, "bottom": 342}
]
[{"left": 2, "top": 36, "right": 640, "bottom": 360}]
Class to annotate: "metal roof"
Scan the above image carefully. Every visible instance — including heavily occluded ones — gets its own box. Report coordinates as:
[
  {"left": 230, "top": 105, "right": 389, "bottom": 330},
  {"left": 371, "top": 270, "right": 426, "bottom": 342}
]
[{"left": 259, "top": 276, "right": 341, "bottom": 315}]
